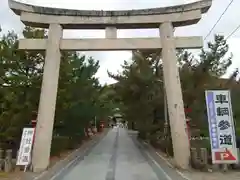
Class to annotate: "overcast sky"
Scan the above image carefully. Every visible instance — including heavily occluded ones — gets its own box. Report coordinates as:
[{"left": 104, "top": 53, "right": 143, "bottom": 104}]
[{"left": 1, "top": 0, "right": 240, "bottom": 84}]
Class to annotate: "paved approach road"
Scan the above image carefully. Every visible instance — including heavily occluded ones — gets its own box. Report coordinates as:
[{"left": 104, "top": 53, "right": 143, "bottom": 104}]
[{"left": 57, "top": 128, "right": 186, "bottom": 180}]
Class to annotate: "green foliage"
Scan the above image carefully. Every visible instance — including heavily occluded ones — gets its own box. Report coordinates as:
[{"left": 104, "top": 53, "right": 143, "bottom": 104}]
[
  {"left": 0, "top": 27, "right": 45, "bottom": 147},
  {"left": 200, "top": 35, "right": 232, "bottom": 77},
  {"left": 51, "top": 136, "right": 70, "bottom": 156},
  {"left": 108, "top": 51, "right": 164, "bottom": 136},
  {"left": 0, "top": 26, "right": 114, "bottom": 155},
  {"left": 179, "top": 35, "right": 233, "bottom": 130},
  {"left": 109, "top": 34, "right": 238, "bottom": 150}
]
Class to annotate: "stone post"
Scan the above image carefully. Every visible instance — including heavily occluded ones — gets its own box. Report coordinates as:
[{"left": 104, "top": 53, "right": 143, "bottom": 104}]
[
  {"left": 4, "top": 149, "right": 12, "bottom": 172},
  {"left": 32, "top": 23, "right": 63, "bottom": 172},
  {"left": 190, "top": 148, "right": 198, "bottom": 168},
  {"left": 200, "top": 148, "right": 208, "bottom": 170},
  {"left": 0, "top": 149, "right": 3, "bottom": 171},
  {"left": 159, "top": 22, "right": 190, "bottom": 169}
]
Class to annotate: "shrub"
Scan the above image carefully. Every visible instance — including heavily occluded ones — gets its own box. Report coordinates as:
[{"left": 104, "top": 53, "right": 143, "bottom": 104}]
[{"left": 50, "top": 136, "right": 70, "bottom": 156}]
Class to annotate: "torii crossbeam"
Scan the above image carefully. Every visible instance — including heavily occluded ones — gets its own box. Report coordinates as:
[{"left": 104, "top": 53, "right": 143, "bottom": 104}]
[{"left": 9, "top": 0, "right": 212, "bottom": 172}]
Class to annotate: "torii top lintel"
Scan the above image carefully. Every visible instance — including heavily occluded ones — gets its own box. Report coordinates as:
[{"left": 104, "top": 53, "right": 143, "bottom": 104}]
[{"left": 9, "top": 0, "right": 212, "bottom": 29}]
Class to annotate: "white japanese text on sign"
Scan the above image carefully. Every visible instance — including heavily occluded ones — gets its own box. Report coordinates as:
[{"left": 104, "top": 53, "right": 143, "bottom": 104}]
[
  {"left": 16, "top": 128, "right": 35, "bottom": 166},
  {"left": 205, "top": 90, "right": 238, "bottom": 164}
]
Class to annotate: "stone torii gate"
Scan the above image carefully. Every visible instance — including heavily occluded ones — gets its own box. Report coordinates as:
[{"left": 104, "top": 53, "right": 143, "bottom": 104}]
[{"left": 9, "top": 0, "right": 212, "bottom": 172}]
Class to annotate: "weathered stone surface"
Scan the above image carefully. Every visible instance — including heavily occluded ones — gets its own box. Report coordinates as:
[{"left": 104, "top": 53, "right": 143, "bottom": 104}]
[
  {"left": 9, "top": 0, "right": 212, "bottom": 17},
  {"left": 18, "top": 37, "right": 203, "bottom": 51}
]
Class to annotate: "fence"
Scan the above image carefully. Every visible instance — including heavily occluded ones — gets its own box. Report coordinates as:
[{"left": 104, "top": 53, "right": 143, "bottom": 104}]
[
  {"left": 0, "top": 128, "right": 100, "bottom": 173},
  {"left": 150, "top": 134, "right": 240, "bottom": 171},
  {"left": 190, "top": 147, "right": 240, "bottom": 171},
  {"left": 0, "top": 149, "right": 15, "bottom": 172}
]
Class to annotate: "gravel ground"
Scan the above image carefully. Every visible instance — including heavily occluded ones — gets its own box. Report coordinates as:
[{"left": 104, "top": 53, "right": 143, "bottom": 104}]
[
  {"left": 0, "top": 150, "right": 75, "bottom": 180},
  {"left": 153, "top": 148, "right": 240, "bottom": 180},
  {"left": 181, "top": 171, "right": 240, "bottom": 180},
  {"left": 0, "top": 172, "right": 37, "bottom": 180}
]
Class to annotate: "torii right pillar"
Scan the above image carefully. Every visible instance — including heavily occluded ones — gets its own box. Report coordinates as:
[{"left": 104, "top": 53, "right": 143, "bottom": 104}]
[{"left": 160, "top": 22, "right": 189, "bottom": 169}]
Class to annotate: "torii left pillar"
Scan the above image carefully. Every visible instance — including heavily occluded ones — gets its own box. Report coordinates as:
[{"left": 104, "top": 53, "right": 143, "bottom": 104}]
[{"left": 32, "top": 24, "right": 62, "bottom": 172}]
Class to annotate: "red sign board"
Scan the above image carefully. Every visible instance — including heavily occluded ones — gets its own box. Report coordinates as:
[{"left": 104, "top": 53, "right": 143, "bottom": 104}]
[{"left": 215, "top": 149, "right": 236, "bottom": 161}]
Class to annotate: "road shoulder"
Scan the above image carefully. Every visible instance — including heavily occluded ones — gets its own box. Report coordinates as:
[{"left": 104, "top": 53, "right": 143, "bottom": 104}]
[
  {"left": 130, "top": 132, "right": 240, "bottom": 180},
  {"left": 128, "top": 131, "right": 188, "bottom": 180},
  {"left": 12, "top": 130, "right": 109, "bottom": 180}
]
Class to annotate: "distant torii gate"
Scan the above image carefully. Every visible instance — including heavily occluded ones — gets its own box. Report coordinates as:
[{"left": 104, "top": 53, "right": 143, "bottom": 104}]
[{"left": 9, "top": 0, "right": 212, "bottom": 172}]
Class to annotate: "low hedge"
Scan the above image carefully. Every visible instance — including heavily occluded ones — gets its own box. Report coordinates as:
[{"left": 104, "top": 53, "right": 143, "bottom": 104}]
[
  {"left": 51, "top": 136, "right": 70, "bottom": 156},
  {"left": 50, "top": 136, "right": 82, "bottom": 156}
]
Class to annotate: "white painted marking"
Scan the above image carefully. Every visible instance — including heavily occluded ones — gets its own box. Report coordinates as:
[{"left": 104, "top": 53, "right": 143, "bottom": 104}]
[
  {"left": 145, "top": 151, "right": 173, "bottom": 180},
  {"left": 143, "top": 141, "right": 191, "bottom": 180},
  {"left": 49, "top": 154, "right": 82, "bottom": 179},
  {"left": 155, "top": 151, "right": 191, "bottom": 180},
  {"left": 32, "top": 171, "right": 47, "bottom": 180},
  {"left": 156, "top": 152, "right": 174, "bottom": 168},
  {"left": 176, "top": 170, "right": 191, "bottom": 180},
  {"left": 49, "top": 139, "right": 101, "bottom": 180},
  {"left": 33, "top": 147, "right": 81, "bottom": 180},
  {"left": 32, "top": 139, "right": 97, "bottom": 180}
]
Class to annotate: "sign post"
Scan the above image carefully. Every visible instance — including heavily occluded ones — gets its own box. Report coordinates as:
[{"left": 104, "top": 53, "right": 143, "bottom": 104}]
[
  {"left": 205, "top": 90, "right": 238, "bottom": 164},
  {"left": 16, "top": 128, "right": 35, "bottom": 171}
]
